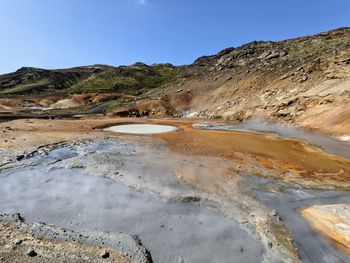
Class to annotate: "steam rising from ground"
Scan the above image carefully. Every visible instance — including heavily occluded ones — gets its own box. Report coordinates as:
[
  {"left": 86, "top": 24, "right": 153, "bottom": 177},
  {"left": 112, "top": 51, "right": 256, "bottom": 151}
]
[{"left": 0, "top": 140, "right": 263, "bottom": 263}]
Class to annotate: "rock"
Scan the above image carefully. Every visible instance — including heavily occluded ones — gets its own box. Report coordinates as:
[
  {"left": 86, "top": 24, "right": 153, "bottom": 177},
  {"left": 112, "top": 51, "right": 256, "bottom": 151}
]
[
  {"left": 177, "top": 88, "right": 183, "bottom": 92},
  {"left": 279, "top": 50, "right": 288, "bottom": 57},
  {"left": 14, "top": 239, "right": 23, "bottom": 245},
  {"left": 16, "top": 155, "right": 25, "bottom": 161},
  {"left": 178, "top": 196, "right": 201, "bottom": 203},
  {"left": 302, "top": 204, "right": 350, "bottom": 254},
  {"left": 279, "top": 74, "right": 288, "bottom": 80},
  {"left": 1, "top": 156, "right": 12, "bottom": 164},
  {"left": 268, "top": 241, "right": 273, "bottom": 249},
  {"left": 12, "top": 213, "right": 25, "bottom": 223},
  {"left": 37, "top": 149, "right": 49, "bottom": 156},
  {"left": 299, "top": 75, "right": 308, "bottom": 83},
  {"left": 26, "top": 248, "right": 37, "bottom": 257},
  {"left": 69, "top": 164, "right": 86, "bottom": 169},
  {"left": 100, "top": 249, "right": 109, "bottom": 259}
]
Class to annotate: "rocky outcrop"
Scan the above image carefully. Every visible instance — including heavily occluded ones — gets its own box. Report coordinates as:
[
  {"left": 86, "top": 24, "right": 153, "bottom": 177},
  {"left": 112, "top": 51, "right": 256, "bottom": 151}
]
[{"left": 302, "top": 204, "right": 350, "bottom": 255}]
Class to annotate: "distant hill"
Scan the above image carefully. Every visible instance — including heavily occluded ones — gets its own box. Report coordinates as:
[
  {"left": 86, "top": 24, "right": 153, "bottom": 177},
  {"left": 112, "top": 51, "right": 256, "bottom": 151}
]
[
  {"left": 0, "top": 63, "right": 176, "bottom": 96},
  {"left": 1, "top": 27, "right": 349, "bottom": 138}
]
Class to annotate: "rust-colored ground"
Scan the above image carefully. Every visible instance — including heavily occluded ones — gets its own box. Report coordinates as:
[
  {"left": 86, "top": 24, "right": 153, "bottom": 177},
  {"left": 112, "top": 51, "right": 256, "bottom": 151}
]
[
  {"left": 154, "top": 124, "right": 350, "bottom": 189},
  {"left": 303, "top": 204, "right": 350, "bottom": 256},
  {"left": 1, "top": 117, "right": 349, "bottom": 189}
]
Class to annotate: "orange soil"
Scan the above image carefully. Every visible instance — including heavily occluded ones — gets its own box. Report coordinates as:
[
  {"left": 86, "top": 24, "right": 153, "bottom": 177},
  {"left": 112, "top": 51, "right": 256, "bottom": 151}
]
[
  {"left": 1, "top": 117, "right": 349, "bottom": 189},
  {"left": 152, "top": 121, "right": 350, "bottom": 187},
  {"left": 302, "top": 205, "right": 350, "bottom": 255}
]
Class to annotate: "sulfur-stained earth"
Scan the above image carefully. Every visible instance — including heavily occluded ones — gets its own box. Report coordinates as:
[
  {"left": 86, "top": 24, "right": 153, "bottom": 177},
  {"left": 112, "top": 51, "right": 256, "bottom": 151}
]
[{"left": 0, "top": 117, "right": 349, "bottom": 262}]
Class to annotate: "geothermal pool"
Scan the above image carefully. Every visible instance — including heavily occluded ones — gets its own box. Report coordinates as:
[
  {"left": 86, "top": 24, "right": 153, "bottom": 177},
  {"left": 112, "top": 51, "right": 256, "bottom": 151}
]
[
  {"left": 103, "top": 124, "right": 177, "bottom": 134},
  {"left": 1, "top": 119, "right": 349, "bottom": 262},
  {"left": 196, "top": 121, "right": 350, "bottom": 159},
  {"left": 0, "top": 140, "right": 263, "bottom": 263}
]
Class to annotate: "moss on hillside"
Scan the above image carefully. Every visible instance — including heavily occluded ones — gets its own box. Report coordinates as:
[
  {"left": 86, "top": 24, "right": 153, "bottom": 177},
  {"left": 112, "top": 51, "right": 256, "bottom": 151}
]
[
  {"left": 0, "top": 79, "right": 51, "bottom": 95},
  {"left": 0, "top": 63, "right": 177, "bottom": 96}
]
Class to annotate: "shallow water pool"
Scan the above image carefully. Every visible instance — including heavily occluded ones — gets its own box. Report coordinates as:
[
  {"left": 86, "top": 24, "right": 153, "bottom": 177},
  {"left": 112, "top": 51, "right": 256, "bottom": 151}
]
[{"left": 103, "top": 124, "right": 177, "bottom": 134}]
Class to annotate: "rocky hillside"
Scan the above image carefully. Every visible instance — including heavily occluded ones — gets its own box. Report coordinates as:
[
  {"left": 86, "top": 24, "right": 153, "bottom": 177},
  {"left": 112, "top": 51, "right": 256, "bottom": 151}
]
[
  {"left": 144, "top": 27, "right": 350, "bottom": 138},
  {"left": 0, "top": 63, "right": 176, "bottom": 96},
  {"left": 0, "top": 27, "right": 349, "bottom": 138}
]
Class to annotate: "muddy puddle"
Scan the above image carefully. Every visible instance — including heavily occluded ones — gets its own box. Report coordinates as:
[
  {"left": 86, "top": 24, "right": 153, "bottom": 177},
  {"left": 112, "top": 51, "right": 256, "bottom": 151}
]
[
  {"left": 104, "top": 124, "right": 177, "bottom": 134},
  {"left": 0, "top": 140, "right": 263, "bottom": 263},
  {"left": 197, "top": 121, "right": 350, "bottom": 159}
]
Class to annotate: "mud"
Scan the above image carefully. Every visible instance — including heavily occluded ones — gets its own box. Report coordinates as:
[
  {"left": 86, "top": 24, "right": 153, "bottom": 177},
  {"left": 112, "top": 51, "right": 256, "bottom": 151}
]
[
  {"left": 0, "top": 213, "right": 150, "bottom": 263},
  {"left": 155, "top": 121, "right": 350, "bottom": 190},
  {"left": 0, "top": 140, "right": 265, "bottom": 263},
  {"left": 104, "top": 124, "right": 177, "bottom": 134},
  {"left": 243, "top": 175, "right": 350, "bottom": 263},
  {"left": 0, "top": 117, "right": 349, "bottom": 262},
  {"left": 196, "top": 120, "right": 350, "bottom": 159}
]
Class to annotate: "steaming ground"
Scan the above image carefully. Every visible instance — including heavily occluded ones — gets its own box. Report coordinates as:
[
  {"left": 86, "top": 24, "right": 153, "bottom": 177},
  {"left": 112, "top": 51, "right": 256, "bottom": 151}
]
[
  {"left": 0, "top": 119, "right": 350, "bottom": 262},
  {"left": 0, "top": 139, "right": 265, "bottom": 263},
  {"left": 196, "top": 121, "right": 350, "bottom": 159},
  {"left": 243, "top": 175, "right": 350, "bottom": 263}
]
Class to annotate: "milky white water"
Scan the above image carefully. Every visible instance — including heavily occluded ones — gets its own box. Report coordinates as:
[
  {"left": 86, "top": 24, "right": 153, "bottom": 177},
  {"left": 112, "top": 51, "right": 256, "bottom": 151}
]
[{"left": 103, "top": 124, "right": 177, "bottom": 134}]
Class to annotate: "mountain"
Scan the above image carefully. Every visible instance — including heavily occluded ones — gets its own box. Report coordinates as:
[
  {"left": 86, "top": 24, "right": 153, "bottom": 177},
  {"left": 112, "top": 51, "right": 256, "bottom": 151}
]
[
  {"left": 0, "top": 27, "right": 349, "bottom": 138},
  {"left": 147, "top": 27, "right": 349, "bottom": 138}
]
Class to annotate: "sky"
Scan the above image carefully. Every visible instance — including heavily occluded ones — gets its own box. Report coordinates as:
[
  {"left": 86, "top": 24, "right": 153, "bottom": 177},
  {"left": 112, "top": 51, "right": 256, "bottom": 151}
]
[{"left": 0, "top": 0, "right": 349, "bottom": 74}]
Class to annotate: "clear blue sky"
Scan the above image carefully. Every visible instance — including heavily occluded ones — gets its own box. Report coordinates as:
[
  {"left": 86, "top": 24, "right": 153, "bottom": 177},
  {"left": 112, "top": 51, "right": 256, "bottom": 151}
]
[{"left": 0, "top": 0, "right": 349, "bottom": 73}]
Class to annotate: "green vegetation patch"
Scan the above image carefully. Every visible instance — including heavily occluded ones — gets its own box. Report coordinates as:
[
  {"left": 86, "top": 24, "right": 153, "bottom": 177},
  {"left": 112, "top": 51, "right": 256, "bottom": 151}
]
[
  {"left": 0, "top": 79, "right": 51, "bottom": 95},
  {"left": 65, "top": 65, "right": 177, "bottom": 95},
  {"left": 286, "top": 38, "right": 350, "bottom": 61},
  {"left": 0, "top": 63, "right": 178, "bottom": 96},
  {"left": 67, "top": 73, "right": 138, "bottom": 93}
]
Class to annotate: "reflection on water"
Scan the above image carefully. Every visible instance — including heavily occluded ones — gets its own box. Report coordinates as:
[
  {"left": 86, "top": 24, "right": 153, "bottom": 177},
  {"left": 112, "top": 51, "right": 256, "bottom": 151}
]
[{"left": 197, "top": 121, "right": 350, "bottom": 159}]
